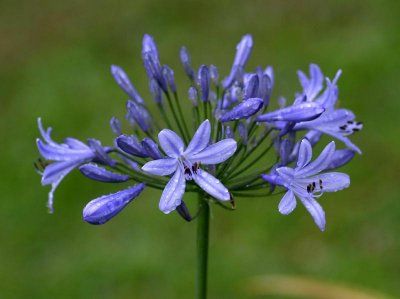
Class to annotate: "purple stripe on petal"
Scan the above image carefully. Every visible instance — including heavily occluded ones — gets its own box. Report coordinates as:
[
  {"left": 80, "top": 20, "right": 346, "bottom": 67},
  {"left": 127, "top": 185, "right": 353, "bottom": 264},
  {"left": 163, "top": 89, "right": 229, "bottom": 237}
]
[
  {"left": 159, "top": 169, "right": 186, "bottom": 214},
  {"left": 192, "top": 169, "right": 230, "bottom": 201},
  {"left": 79, "top": 163, "right": 130, "bottom": 183},
  {"left": 83, "top": 183, "right": 145, "bottom": 225},
  {"left": 298, "top": 195, "right": 326, "bottom": 231},
  {"left": 297, "top": 139, "right": 312, "bottom": 169},
  {"left": 189, "top": 138, "right": 237, "bottom": 165},
  {"left": 184, "top": 120, "right": 211, "bottom": 156},
  {"left": 142, "top": 158, "right": 178, "bottom": 176},
  {"left": 278, "top": 190, "right": 297, "bottom": 215},
  {"left": 141, "top": 138, "right": 163, "bottom": 159},
  {"left": 158, "top": 129, "right": 184, "bottom": 158},
  {"left": 296, "top": 141, "right": 335, "bottom": 177},
  {"left": 256, "top": 102, "right": 325, "bottom": 122}
]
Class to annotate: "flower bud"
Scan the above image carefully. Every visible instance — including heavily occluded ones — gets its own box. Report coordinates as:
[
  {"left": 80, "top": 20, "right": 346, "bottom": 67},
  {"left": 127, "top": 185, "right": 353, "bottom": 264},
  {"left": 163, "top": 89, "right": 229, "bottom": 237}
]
[{"left": 83, "top": 184, "right": 145, "bottom": 225}]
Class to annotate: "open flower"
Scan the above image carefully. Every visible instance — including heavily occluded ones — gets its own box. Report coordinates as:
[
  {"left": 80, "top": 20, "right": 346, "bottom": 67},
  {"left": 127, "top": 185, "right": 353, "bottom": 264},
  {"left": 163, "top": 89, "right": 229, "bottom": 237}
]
[
  {"left": 142, "top": 120, "right": 237, "bottom": 213},
  {"left": 262, "top": 139, "right": 350, "bottom": 231},
  {"left": 36, "top": 118, "right": 97, "bottom": 212}
]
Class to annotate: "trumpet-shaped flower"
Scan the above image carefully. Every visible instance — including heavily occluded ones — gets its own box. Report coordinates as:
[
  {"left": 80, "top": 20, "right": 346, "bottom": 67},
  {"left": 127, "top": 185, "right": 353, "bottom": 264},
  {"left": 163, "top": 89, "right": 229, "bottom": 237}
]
[
  {"left": 262, "top": 139, "right": 350, "bottom": 231},
  {"left": 142, "top": 120, "right": 237, "bottom": 213},
  {"left": 36, "top": 119, "right": 99, "bottom": 212}
]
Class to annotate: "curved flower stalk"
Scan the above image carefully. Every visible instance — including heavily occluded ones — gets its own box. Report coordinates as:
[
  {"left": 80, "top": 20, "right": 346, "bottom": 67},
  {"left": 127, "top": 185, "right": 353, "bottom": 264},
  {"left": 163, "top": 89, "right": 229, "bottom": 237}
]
[{"left": 35, "top": 33, "right": 362, "bottom": 299}]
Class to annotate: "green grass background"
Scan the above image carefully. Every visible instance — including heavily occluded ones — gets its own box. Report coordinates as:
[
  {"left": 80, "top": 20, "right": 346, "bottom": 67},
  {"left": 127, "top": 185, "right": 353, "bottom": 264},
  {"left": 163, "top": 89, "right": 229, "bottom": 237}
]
[{"left": 1, "top": 0, "right": 399, "bottom": 298}]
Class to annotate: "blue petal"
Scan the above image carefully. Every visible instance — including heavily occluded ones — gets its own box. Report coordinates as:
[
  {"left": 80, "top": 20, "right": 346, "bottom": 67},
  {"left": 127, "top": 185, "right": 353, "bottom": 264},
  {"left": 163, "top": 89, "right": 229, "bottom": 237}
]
[
  {"left": 298, "top": 64, "right": 324, "bottom": 101},
  {"left": 142, "top": 158, "right": 178, "bottom": 176},
  {"left": 198, "top": 65, "right": 210, "bottom": 102},
  {"left": 276, "top": 167, "right": 295, "bottom": 184},
  {"left": 79, "top": 163, "right": 130, "bottom": 183},
  {"left": 326, "top": 149, "right": 355, "bottom": 170},
  {"left": 158, "top": 129, "right": 184, "bottom": 158},
  {"left": 296, "top": 139, "right": 312, "bottom": 169},
  {"left": 220, "top": 98, "right": 263, "bottom": 122},
  {"left": 63, "top": 138, "right": 89, "bottom": 150},
  {"left": 184, "top": 120, "right": 211, "bottom": 156},
  {"left": 296, "top": 141, "right": 335, "bottom": 177},
  {"left": 256, "top": 102, "right": 324, "bottom": 122},
  {"left": 83, "top": 183, "right": 145, "bottom": 225},
  {"left": 141, "top": 138, "right": 163, "bottom": 159},
  {"left": 278, "top": 190, "right": 297, "bottom": 215},
  {"left": 303, "top": 172, "right": 350, "bottom": 192},
  {"left": 189, "top": 139, "right": 237, "bottom": 165},
  {"left": 192, "top": 169, "right": 230, "bottom": 201},
  {"left": 37, "top": 139, "right": 93, "bottom": 161},
  {"left": 41, "top": 160, "right": 81, "bottom": 185},
  {"left": 298, "top": 195, "right": 326, "bottom": 231},
  {"left": 159, "top": 169, "right": 186, "bottom": 214}
]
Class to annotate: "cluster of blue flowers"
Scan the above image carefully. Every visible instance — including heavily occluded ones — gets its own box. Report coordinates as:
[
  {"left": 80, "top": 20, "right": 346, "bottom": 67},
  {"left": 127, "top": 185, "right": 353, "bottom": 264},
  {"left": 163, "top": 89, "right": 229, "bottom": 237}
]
[{"left": 36, "top": 34, "right": 362, "bottom": 231}]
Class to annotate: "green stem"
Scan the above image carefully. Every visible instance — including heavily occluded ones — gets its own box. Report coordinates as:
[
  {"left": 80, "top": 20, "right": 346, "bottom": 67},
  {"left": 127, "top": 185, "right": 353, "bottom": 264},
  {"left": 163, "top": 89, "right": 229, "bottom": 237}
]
[{"left": 196, "top": 196, "right": 209, "bottom": 299}]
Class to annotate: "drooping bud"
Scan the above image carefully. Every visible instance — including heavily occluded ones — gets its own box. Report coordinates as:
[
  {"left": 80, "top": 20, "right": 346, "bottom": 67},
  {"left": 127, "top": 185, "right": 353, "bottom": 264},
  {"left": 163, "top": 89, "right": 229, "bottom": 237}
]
[
  {"left": 141, "top": 138, "right": 163, "bottom": 159},
  {"left": 79, "top": 163, "right": 130, "bottom": 183},
  {"left": 83, "top": 183, "right": 145, "bottom": 225},
  {"left": 110, "top": 65, "right": 144, "bottom": 104},
  {"left": 256, "top": 102, "right": 325, "bottom": 122},
  {"left": 220, "top": 98, "right": 263, "bottom": 122},
  {"left": 116, "top": 135, "right": 148, "bottom": 157}
]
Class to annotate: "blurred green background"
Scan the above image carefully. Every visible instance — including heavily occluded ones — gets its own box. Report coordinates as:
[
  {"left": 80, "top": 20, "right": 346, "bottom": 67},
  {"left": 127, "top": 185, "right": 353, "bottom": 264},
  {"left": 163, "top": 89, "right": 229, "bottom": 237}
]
[{"left": 1, "top": 0, "right": 399, "bottom": 298}]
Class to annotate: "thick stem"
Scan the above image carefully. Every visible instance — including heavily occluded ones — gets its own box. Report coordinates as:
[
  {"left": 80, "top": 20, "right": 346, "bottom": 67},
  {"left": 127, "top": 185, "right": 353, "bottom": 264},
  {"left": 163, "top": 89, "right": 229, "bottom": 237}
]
[{"left": 196, "top": 196, "right": 209, "bottom": 299}]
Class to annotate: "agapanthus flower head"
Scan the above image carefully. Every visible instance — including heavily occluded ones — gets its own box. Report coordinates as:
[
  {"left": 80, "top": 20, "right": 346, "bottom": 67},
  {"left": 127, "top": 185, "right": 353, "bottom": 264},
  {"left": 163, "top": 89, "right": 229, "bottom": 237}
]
[{"left": 36, "top": 34, "right": 361, "bottom": 231}]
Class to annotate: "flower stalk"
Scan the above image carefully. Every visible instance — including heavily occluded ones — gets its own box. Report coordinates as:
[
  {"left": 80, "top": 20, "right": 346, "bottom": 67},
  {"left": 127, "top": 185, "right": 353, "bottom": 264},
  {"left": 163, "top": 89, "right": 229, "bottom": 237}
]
[{"left": 196, "top": 195, "right": 210, "bottom": 299}]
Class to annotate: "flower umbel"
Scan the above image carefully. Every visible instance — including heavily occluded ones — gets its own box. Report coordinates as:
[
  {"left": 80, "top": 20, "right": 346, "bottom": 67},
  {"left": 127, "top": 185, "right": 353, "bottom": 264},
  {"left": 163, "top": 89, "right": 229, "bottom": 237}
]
[{"left": 35, "top": 34, "right": 362, "bottom": 230}]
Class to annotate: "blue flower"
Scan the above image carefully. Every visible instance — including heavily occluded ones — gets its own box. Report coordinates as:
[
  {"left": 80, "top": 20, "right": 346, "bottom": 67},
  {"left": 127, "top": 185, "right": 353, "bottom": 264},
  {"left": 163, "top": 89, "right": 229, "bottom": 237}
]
[
  {"left": 262, "top": 139, "right": 350, "bottom": 231},
  {"left": 142, "top": 120, "right": 237, "bottom": 213},
  {"left": 36, "top": 118, "right": 98, "bottom": 212}
]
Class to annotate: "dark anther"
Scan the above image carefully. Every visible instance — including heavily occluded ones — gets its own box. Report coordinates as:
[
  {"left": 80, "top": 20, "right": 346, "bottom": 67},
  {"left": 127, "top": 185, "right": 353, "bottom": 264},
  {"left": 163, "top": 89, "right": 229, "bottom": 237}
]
[
  {"left": 307, "top": 184, "right": 311, "bottom": 193},
  {"left": 347, "top": 121, "right": 354, "bottom": 124},
  {"left": 184, "top": 166, "right": 192, "bottom": 177},
  {"left": 191, "top": 162, "right": 200, "bottom": 174},
  {"left": 356, "top": 121, "right": 363, "bottom": 126},
  {"left": 353, "top": 128, "right": 360, "bottom": 132},
  {"left": 319, "top": 179, "right": 323, "bottom": 189},
  {"left": 339, "top": 125, "right": 347, "bottom": 130}
]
